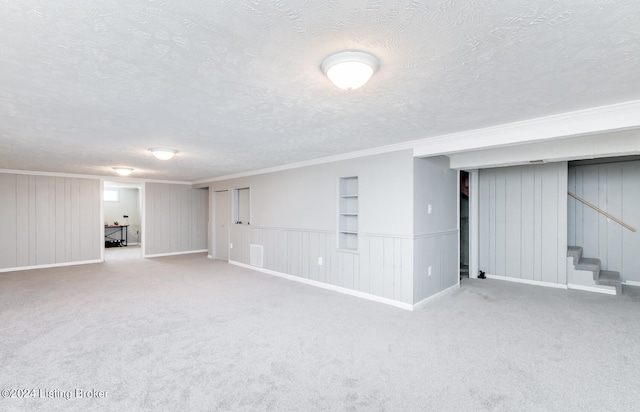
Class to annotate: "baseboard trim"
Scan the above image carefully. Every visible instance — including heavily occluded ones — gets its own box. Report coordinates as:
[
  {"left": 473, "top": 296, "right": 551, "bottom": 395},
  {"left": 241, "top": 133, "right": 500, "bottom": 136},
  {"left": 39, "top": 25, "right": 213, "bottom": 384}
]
[
  {"left": 0, "top": 259, "right": 103, "bottom": 273},
  {"left": 623, "top": 280, "right": 640, "bottom": 287},
  {"left": 567, "top": 283, "right": 617, "bottom": 295},
  {"left": 412, "top": 284, "right": 459, "bottom": 310},
  {"left": 144, "top": 249, "right": 208, "bottom": 258},
  {"left": 229, "top": 260, "right": 413, "bottom": 311},
  {"left": 485, "top": 274, "right": 568, "bottom": 289}
]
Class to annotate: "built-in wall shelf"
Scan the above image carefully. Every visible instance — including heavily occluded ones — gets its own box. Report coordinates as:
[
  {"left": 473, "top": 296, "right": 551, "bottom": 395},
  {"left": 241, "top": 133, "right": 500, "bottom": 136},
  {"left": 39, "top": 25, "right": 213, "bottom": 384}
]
[{"left": 338, "top": 176, "right": 358, "bottom": 251}]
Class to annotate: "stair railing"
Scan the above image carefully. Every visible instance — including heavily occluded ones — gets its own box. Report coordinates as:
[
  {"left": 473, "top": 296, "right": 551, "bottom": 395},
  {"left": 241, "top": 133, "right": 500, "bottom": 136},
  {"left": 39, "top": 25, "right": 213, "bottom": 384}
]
[{"left": 568, "top": 192, "right": 637, "bottom": 233}]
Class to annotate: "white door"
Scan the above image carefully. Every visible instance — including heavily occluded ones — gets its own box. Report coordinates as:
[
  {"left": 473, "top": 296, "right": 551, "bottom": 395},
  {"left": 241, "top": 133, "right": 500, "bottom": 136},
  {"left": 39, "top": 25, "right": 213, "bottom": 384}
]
[{"left": 215, "top": 190, "right": 229, "bottom": 260}]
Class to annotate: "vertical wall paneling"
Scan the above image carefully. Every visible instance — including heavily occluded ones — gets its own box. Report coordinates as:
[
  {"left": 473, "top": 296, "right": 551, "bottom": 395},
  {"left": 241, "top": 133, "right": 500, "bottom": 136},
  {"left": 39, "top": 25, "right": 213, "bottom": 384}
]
[
  {"left": 48, "top": 178, "right": 56, "bottom": 263},
  {"left": 478, "top": 163, "right": 568, "bottom": 285},
  {"left": 607, "top": 167, "right": 622, "bottom": 272},
  {"left": 232, "top": 228, "right": 413, "bottom": 304},
  {"left": 479, "top": 172, "right": 490, "bottom": 272},
  {"left": 520, "top": 168, "right": 535, "bottom": 280},
  {"left": 401, "top": 238, "right": 414, "bottom": 303},
  {"left": 621, "top": 163, "right": 640, "bottom": 279},
  {"left": 16, "top": 175, "right": 29, "bottom": 266},
  {"left": 598, "top": 168, "right": 608, "bottom": 266},
  {"left": 369, "top": 237, "right": 384, "bottom": 297},
  {"left": 568, "top": 160, "right": 640, "bottom": 282},
  {"left": 494, "top": 172, "right": 506, "bottom": 276},
  {"left": 505, "top": 169, "right": 522, "bottom": 277},
  {"left": 207, "top": 150, "right": 417, "bottom": 305},
  {"left": 540, "top": 166, "right": 559, "bottom": 283},
  {"left": 393, "top": 238, "right": 403, "bottom": 301},
  {"left": 0, "top": 174, "right": 17, "bottom": 267},
  {"left": 532, "top": 169, "right": 543, "bottom": 281},
  {"left": 144, "top": 183, "right": 208, "bottom": 256},
  {"left": 0, "top": 173, "right": 100, "bottom": 271},
  {"left": 359, "top": 236, "right": 370, "bottom": 293},
  {"left": 383, "top": 237, "right": 394, "bottom": 299},
  {"left": 28, "top": 176, "right": 37, "bottom": 264},
  {"left": 413, "top": 156, "right": 459, "bottom": 303},
  {"left": 55, "top": 178, "right": 65, "bottom": 262}
]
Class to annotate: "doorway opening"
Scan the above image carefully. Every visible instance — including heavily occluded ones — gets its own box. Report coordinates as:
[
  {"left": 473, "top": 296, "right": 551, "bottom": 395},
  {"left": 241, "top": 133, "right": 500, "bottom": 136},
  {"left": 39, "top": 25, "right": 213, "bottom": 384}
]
[
  {"left": 103, "top": 181, "right": 143, "bottom": 261},
  {"left": 460, "top": 171, "right": 470, "bottom": 279}
]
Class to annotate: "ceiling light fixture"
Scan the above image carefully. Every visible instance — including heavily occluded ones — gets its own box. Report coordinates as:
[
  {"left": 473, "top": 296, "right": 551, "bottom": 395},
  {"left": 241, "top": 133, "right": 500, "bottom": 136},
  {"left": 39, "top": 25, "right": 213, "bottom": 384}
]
[
  {"left": 321, "top": 51, "right": 379, "bottom": 90},
  {"left": 149, "top": 147, "right": 177, "bottom": 160},
  {"left": 113, "top": 167, "right": 133, "bottom": 176}
]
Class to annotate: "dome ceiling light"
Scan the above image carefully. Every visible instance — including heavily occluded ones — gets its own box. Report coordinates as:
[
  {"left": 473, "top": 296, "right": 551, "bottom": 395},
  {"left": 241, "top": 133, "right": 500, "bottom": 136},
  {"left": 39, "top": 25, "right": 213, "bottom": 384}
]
[
  {"left": 113, "top": 167, "right": 133, "bottom": 176},
  {"left": 321, "top": 51, "right": 379, "bottom": 90},
  {"left": 149, "top": 147, "right": 178, "bottom": 160}
]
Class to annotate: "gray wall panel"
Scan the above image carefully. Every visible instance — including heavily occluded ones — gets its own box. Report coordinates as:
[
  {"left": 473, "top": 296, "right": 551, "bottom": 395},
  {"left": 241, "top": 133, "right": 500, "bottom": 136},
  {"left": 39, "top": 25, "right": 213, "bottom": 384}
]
[
  {"left": 479, "top": 163, "right": 568, "bottom": 284},
  {"left": 208, "top": 150, "right": 416, "bottom": 305},
  {"left": 494, "top": 172, "right": 506, "bottom": 277},
  {"left": 401, "top": 239, "right": 413, "bottom": 304},
  {"left": 393, "top": 238, "right": 403, "bottom": 302},
  {"left": 413, "top": 157, "right": 459, "bottom": 302},
  {"left": 520, "top": 168, "right": 535, "bottom": 280},
  {"left": 28, "top": 176, "right": 37, "bottom": 265},
  {"left": 144, "top": 183, "right": 208, "bottom": 255},
  {"left": 479, "top": 172, "right": 490, "bottom": 273},
  {"left": 209, "top": 150, "right": 414, "bottom": 236},
  {"left": 16, "top": 175, "right": 30, "bottom": 266},
  {"left": 412, "top": 232, "right": 458, "bottom": 302},
  {"left": 568, "top": 160, "right": 640, "bottom": 282},
  {"left": 369, "top": 237, "right": 384, "bottom": 297},
  {"left": 70, "top": 179, "right": 80, "bottom": 262},
  {"left": 0, "top": 172, "right": 100, "bottom": 271},
  {"left": 505, "top": 170, "right": 521, "bottom": 277},
  {"left": 233, "top": 228, "right": 412, "bottom": 304},
  {"left": 0, "top": 175, "right": 17, "bottom": 268}
]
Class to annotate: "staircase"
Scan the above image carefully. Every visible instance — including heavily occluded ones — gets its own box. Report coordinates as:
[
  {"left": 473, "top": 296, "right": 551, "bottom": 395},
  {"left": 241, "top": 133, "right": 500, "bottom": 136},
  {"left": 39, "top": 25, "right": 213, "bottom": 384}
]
[{"left": 567, "top": 246, "right": 622, "bottom": 295}]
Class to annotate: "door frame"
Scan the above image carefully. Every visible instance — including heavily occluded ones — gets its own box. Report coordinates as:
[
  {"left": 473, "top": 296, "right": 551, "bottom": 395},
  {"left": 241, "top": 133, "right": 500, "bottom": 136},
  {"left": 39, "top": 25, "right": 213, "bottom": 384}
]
[{"left": 100, "top": 179, "right": 145, "bottom": 261}]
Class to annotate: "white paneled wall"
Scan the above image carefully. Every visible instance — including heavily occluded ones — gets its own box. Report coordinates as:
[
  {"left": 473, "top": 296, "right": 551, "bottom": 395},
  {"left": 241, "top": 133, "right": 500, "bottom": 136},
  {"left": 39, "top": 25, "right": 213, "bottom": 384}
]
[
  {"left": 0, "top": 173, "right": 100, "bottom": 270},
  {"left": 568, "top": 160, "right": 640, "bottom": 282},
  {"left": 229, "top": 225, "right": 414, "bottom": 304},
  {"left": 479, "top": 163, "right": 568, "bottom": 285},
  {"left": 413, "top": 231, "right": 458, "bottom": 302},
  {"left": 145, "top": 183, "right": 209, "bottom": 256},
  {"left": 413, "top": 156, "right": 459, "bottom": 302}
]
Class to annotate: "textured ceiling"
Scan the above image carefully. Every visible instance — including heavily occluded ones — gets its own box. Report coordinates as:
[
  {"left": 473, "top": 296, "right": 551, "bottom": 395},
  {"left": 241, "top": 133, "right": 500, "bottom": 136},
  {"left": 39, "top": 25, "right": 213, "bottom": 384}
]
[{"left": 1, "top": 0, "right": 639, "bottom": 182}]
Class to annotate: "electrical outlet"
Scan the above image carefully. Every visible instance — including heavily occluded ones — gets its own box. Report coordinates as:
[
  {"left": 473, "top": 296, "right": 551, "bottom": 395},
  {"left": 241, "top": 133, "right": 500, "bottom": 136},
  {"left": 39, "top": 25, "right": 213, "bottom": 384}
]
[
  {"left": 428, "top": 204, "right": 432, "bottom": 214},
  {"left": 318, "top": 257, "right": 323, "bottom": 266},
  {"left": 230, "top": 243, "right": 233, "bottom": 249},
  {"left": 428, "top": 266, "right": 432, "bottom": 276}
]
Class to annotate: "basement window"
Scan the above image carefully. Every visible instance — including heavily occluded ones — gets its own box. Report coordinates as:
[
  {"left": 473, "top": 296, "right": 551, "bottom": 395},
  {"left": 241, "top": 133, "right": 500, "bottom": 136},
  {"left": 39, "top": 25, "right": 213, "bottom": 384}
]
[{"left": 104, "top": 189, "right": 119, "bottom": 202}]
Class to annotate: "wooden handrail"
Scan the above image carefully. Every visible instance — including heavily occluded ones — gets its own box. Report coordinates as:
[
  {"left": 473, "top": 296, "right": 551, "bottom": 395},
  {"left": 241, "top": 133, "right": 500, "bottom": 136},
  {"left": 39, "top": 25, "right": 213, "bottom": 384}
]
[{"left": 568, "top": 192, "right": 636, "bottom": 233}]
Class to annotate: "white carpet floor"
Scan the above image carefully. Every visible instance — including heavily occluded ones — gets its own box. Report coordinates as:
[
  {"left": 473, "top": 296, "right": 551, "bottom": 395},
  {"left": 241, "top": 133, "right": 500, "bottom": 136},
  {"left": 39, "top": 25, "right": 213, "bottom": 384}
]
[{"left": 1, "top": 251, "right": 639, "bottom": 411}]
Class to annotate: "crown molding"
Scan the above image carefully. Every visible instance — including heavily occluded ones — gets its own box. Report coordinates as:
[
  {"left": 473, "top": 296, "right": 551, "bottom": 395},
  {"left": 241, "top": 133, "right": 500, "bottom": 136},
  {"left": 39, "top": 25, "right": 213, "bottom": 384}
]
[
  {"left": 413, "top": 99, "right": 640, "bottom": 157},
  {"left": 192, "top": 141, "right": 418, "bottom": 184},
  {"left": 0, "top": 169, "right": 191, "bottom": 185},
  {"left": 194, "top": 99, "right": 640, "bottom": 185}
]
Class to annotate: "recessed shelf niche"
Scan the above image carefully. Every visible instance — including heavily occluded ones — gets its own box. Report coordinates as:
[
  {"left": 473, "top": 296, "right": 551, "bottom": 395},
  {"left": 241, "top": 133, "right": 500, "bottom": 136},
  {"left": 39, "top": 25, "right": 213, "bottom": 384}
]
[{"left": 338, "top": 176, "right": 358, "bottom": 251}]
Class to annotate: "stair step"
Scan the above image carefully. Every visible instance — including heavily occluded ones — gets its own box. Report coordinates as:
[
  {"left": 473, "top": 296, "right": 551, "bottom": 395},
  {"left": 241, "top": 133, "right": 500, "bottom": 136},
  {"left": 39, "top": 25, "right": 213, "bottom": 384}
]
[
  {"left": 567, "top": 246, "right": 583, "bottom": 265},
  {"left": 576, "top": 257, "right": 600, "bottom": 272},
  {"left": 567, "top": 246, "right": 621, "bottom": 296},
  {"left": 598, "top": 270, "right": 621, "bottom": 283},
  {"left": 567, "top": 246, "right": 583, "bottom": 258},
  {"left": 597, "top": 271, "right": 622, "bottom": 295}
]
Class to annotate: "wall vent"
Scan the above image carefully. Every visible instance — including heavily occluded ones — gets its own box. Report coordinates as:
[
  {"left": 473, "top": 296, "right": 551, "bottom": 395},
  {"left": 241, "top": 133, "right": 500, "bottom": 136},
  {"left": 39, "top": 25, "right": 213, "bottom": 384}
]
[{"left": 250, "top": 244, "right": 264, "bottom": 267}]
